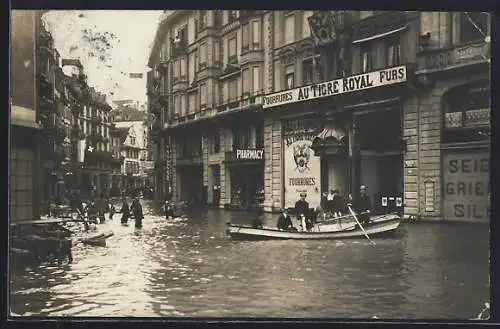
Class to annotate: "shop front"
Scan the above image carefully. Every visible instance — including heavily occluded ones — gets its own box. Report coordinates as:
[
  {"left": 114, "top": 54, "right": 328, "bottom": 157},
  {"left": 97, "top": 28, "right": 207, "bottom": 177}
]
[
  {"left": 440, "top": 80, "right": 490, "bottom": 222},
  {"left": 176, "top": 162, "right": 204, "bottom": 205},
  {"left": 263, "top": 65, "right": 410, "bottom": 213},
  {"left": 224, "top": 148, "right": 265, "bottom": 210}
]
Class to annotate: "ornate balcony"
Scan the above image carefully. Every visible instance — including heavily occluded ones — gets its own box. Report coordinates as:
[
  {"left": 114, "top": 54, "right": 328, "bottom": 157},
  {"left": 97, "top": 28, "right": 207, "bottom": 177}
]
[{"left": 417, "top": 40, "right": 490, "bottom": 76}]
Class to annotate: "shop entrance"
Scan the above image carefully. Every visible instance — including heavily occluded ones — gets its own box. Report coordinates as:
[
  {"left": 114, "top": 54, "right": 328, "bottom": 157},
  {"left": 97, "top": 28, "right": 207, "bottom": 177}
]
[
  {"left": 229, "top": 164, "right": 264, "bottom": 210},
  {"left": 178, "top": 165, "right": 203, "bottom": 205},
  {"left": 356, "top": 108, "right": 404, "bottom": 214},
  {"left": 210, "top": 165, "right": 221, "bottom": 206}
]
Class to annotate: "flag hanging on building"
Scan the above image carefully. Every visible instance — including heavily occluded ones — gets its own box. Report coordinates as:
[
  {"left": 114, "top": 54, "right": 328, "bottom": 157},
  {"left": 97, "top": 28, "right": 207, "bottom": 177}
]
[
  {"left": 77, "top": 139, "right": 86, "bottom": 163},
  {"left": 308, "top": 11, "right": 337, "bottom": 47},
  {"left": 129, "top": 73, "right": 144, "bottom": 79}
]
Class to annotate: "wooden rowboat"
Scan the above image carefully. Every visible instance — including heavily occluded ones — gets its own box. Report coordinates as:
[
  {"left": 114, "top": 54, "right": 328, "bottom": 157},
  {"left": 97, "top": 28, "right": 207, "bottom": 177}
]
[
  {"left": 81, "top": 231, "right": 114, "bottom": 247},
  {"left": 227, "top": 213, "right": 401, "bottom": 241}
]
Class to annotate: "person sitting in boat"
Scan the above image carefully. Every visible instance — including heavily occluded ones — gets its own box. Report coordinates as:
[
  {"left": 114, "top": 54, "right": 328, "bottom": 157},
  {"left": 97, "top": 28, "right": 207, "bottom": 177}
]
[
  {"left": 355, "top": 185, "right": 372, "bottom": 224},
  {"left": 120, "top": 197, "right": 130, "bottom": 225},
  {"left": 131, "top": 197, "right": 144, "bottom": 228},
  {"left": 251, "top": 206, "right": 265, "bottom": 228},
  {"left": 331, "top": 189, "right": 347, "bottom": 217},
  {"left": 277, "top": 208, "right": 296, "bottom": 231}
]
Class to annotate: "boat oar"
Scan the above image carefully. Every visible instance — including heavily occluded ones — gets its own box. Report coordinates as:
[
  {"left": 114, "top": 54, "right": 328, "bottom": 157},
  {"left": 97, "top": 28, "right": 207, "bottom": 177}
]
[{"left": 347, "top": 205, "right": 376, "bottom": 247}]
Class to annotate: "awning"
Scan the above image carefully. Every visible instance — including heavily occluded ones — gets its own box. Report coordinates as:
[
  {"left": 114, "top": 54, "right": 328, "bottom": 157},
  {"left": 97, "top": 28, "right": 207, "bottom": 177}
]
[{"left": 310, "top": 123, "right": 348, "bottom": 156}]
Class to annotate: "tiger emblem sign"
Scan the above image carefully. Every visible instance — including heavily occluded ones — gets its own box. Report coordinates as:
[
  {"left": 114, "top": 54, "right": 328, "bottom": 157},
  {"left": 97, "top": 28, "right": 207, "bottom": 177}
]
[{"left": 284, "top": 134, "right": 321, "bottom": 209}]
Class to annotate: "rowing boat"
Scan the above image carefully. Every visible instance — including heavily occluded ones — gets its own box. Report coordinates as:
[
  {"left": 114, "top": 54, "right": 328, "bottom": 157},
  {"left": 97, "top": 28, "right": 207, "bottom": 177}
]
[{"left": 227, "top": 213, "right": 401, "bottom": 240}]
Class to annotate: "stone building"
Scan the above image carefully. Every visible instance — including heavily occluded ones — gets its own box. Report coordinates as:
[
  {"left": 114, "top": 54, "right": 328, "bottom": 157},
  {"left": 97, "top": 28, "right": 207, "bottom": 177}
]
[
  {"left": 11, "top": 10, "right": 44, "bottom": 221},
  {"left": 147, "top": 11, "right": 490, "bottom": 222}
]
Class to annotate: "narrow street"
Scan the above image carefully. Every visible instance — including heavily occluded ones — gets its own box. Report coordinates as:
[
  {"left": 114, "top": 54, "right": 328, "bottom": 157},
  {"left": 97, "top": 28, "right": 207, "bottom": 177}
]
[{"left": 10, "top": 201, "right": 489, "bottom": 319}]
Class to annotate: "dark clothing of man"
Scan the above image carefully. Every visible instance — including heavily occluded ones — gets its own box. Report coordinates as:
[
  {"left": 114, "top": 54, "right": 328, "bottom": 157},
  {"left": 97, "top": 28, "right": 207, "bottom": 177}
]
[
  {"left": 252, "top": 208, "right": 265, "bottom": 228},
  {"left": 131, "top": 200, "right": 144, "bottom": 228},
  {"left": 356, "top": 194, "right": 372, "bottom": 224},
  {"left": 277, "top": 214, "right": 294, "bottom": 231},
  {"left": 332, "top": 194, "right": 347, "bottom": 214},
  {"left": 120, "top": 201, "right": 130, "bottom": 224},
  {"left": 294, "top": 199, "right": 310, "bottom": 220},
  {"left": 164, "top": 202, "right": 174, "bottom": 219}
]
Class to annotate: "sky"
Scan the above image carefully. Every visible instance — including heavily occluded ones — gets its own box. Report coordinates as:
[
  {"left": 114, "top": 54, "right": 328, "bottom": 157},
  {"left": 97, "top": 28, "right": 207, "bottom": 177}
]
[{"left": 43, "top": 10, "right": 163, "bottom": 106}]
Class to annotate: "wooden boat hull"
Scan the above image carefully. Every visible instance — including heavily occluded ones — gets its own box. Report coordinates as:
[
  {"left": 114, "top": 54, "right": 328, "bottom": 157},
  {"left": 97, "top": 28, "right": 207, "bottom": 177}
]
[{"left": 228, "top": 214, "right": 401, "bottom": 241}]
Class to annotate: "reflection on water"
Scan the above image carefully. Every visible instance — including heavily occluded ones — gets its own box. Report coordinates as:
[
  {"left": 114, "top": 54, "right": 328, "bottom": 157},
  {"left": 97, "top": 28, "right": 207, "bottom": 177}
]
[{"left": 10, "top": 203, "right": 490, "bottom": 319}]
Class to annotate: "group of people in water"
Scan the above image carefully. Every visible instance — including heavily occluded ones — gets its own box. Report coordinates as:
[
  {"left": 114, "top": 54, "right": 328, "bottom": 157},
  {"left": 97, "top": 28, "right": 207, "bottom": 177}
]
[
  {"left": 253, "top": 185, "right": 373, "bottom": 232},
  {"left": 69, "top": 192, "right": 145, "bottom": 230}
]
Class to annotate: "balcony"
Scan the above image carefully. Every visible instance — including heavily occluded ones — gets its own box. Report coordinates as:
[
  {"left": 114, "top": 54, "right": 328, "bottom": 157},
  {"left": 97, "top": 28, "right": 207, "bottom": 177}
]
[
  {"left": 417, "top": 40, "right": 490, "bottom": 76},
  {"left": 444, "top": 109, "right": 490, "bottom": 129}
]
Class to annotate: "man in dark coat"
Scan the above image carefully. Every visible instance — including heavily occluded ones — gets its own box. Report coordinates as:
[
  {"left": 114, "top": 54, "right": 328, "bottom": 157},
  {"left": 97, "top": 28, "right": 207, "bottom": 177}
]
[
  {"left": 276, "top": 208, "right": 295, "bottom": 231},
  {"left": 131, "top": 198, "right": 144, "bottom": 228},
  {"left": 355, "top": 185, "right": 372, "bottom": 224},
  {"left": 251, "top": 206, "right": 265, "bottom": 228},
  {"left": 294, "top": 192, "right": 310, "bottom": 220}
]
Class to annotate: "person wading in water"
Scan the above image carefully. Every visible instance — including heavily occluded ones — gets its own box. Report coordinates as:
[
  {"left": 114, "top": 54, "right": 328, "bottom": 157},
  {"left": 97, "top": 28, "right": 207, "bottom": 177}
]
[
  {"left": 131, "top": 197, "right": 144, "bottom": 228},
  {"left": 120, "top": 197, "right": 130, "bottom": 225}
]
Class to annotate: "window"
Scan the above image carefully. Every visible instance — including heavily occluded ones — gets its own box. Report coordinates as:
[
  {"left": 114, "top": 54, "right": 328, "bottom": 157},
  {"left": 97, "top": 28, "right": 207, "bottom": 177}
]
[
  {"left": 188, "top": 93, "right": 197, "bottom": 113},
  {"left": 174, "top": 94, "right": 180, "bottom": 115},
  {"left": 214, "top": 11, "right": 222, "bottom": 27},
  {"left": 174, "top": 59, "right": 180, "bottom": 80},
  {"left": 284, "top": 13, "right": 296, "bottom": 45},
  {"left": 200, "top": 83, "right": 207, "bottom": 107},
  {"left": 199, "top": 11, "right": 207, "bottom": 30},
  {"left": 214, "top": 40, "right": 220, "bottom": 66},
  {"left": 180, "top": 94, "right": 186, "bottom": 116},
  {"left": 233, "top": 126, "right": 252, "bottom": 149},
  {"left": 252, "top": 20, "right": 260, "bottom": 48},
  {"left": 199, "top": 43, "right": 207, "bottom": 68},
  {"left": 387, "top": 37, "right": 401, "bottom": 66},
  {"left": 210, "top": 130, "right": 220, "bottom": 154},
  {"left": 255, "top": 124, "right": 264, "bottom": 148},
  {"left": 302, "top": 11, "right": 313, "bottom": 38},
  {"left": 460, "top": 12, "right": 489, "bottom": 43},
  {"left": 228, "top": 78, "right": 238, "bottom": 102},
  {"left": 360, "top": 43, "right": 373, "bottom": 73},
  {"left": 285, "top": 65, "right": 295, "bottom": 89},
  {"left": 228, "top": 10, "right": 238, "bottom": 22},
  {"left": 302, "top": 58, "right": 314, "bottom": 85},
  {"left": 180, "top": 57, "right": 186, "bottom": 80},
  {"left": 228, "top": 36, "right": 237, "bottom": 63},
  {"left": 252, "top": 66, "right": 260, "bottom": 94},
  {"left": 131, "top": 137, "right": 136, "bottom": 145},
  {"left": 242, "top": 23, "right": 250, "bottom": 51},
  {"left": 188, "top": 52, "right": 196, "bottom": 83},
  {"left": 242, "top": 68, "right": 251, "bottom": 95}
]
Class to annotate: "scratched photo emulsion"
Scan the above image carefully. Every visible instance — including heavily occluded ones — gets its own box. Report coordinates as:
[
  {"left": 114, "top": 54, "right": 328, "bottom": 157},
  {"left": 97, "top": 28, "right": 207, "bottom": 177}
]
[{"left": 9, "top": 10, "right": 490, "bottom": 319}]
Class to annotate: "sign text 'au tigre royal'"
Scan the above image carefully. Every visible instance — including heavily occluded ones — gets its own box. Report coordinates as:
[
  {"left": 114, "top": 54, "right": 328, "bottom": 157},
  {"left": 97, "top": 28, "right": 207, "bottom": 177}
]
[{"left": 262, "top": 65, "right": 408, "bottom": 109}]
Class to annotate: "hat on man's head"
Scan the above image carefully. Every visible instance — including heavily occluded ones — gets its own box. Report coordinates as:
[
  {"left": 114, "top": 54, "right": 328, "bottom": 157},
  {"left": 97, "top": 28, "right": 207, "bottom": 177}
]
[
  {"left": 300, "top": 192, "right": 307, "bottom": 197},
  {"left": 360, "top": 185, "right": 367, "bottom": 190}
]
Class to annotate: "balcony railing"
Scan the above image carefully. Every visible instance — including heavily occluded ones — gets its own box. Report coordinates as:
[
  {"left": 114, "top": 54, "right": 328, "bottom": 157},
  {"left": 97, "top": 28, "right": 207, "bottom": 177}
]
[
  {"left": 444, "top": 109, "right": 490, "bottom": 129},
  {"left": 417, "top": 40, "right": 490, "bottom": 73}
]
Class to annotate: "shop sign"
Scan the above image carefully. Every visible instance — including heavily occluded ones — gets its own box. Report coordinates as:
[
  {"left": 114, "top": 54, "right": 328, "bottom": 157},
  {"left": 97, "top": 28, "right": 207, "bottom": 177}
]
[
  {"left": 443, "top": 151, "right": 490, "bottom": 221},
  {"left": 262, "top": 65, "right": 407, "bottom": 109},
  {"left": 283, "top": 130, "right": 321, "bottom": 209},
  {"left": 225, "top": 149, "right": 264, "bottom": 162}
]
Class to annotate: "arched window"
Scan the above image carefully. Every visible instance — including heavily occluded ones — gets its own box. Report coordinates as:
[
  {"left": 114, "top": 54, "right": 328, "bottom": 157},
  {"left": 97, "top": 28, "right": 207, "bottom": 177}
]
[{"left": 442, "top": 80, "right": 490, "bottom": 144}]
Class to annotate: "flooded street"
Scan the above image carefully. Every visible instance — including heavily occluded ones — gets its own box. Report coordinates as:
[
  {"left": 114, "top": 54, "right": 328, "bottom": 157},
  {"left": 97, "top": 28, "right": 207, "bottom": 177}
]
[{"left": 10, "top": 201, "right": 489, "bottom": 319}]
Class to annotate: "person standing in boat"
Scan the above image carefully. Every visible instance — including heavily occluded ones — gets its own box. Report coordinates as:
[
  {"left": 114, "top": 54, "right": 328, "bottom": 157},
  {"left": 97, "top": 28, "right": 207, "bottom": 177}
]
[
  {"left": 355, "top": 185, "right": 372, "bottom": 224},
  {"left": 295, "top": 192, "right": 313, "bottom": 230},
  {"left": 277, "top": 208, "right": 295, "bottom": 231},
  {"left": 331, "top": 189, "right": 347, "bottom": 217},
  {"left": 120, "top": 197, "right": 130, "bottom": 225},
  {"left": 131, "top": 197, "right": 144, "bottom": 228}
]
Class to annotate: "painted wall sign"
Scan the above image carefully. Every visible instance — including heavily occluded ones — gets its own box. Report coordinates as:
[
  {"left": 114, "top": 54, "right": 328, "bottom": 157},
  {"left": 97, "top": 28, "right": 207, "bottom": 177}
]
[
  {"left": 262, "top": 65, "right": 407, "bottom": 109},
  {"left": 236, "top": 149, "right": 264, "bottom": 160},
  {"left": 283, "top": 130, "right": 321, "bottom": 210},
  {"left": 443, "top": 150, "right": 490, "bottom": 221}
]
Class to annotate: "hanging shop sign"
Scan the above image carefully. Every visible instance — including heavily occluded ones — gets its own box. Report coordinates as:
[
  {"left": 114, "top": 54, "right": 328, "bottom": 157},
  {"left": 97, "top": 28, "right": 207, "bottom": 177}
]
[
  {"left": 262, "top": 65, "right": 408, "bottom": 109},
  {"left": 236, "top": 149, "right": 264, "bottom": 160},
  {"left": 443, "top": 150, "right": 490, "bottom": 221},
  {"left": 283, "top": 129, "right": 321, "bottom": 210}
]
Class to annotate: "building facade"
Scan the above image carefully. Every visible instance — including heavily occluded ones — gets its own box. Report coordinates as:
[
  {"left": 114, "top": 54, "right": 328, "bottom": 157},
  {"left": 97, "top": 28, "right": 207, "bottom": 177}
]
[
  {"left": 11, "top": 10, "right": 44, "bottom": 222},
  {"left": 147, "top": 11, "right": 490, "bottom": 222}
]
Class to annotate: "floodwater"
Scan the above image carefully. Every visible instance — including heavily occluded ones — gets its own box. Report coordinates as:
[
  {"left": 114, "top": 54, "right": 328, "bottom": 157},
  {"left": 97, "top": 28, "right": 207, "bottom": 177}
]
[{"left": 9, "top": 201, "right": 490, "bottom": 319}]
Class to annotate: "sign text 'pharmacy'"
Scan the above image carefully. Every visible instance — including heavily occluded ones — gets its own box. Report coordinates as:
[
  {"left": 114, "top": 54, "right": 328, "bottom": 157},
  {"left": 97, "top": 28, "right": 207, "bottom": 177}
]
[
  {"left": 236, "top": 149, "right": 264, "bottom": 160},
  {"left": 262, "top": 65, "right": 407, "bottom": 109}
]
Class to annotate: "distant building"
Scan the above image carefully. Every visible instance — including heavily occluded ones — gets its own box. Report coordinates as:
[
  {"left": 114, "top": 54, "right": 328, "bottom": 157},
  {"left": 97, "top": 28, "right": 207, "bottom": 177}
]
[{"left": 110, "top": 105, "right": 147, "bottom": 122}]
